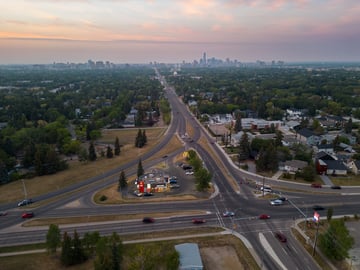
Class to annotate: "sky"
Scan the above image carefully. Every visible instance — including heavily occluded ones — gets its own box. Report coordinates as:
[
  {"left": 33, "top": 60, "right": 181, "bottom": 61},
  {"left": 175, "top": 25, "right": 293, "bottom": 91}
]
[{"left": 1, "top": 0, "right": 360, "bottom": 64}]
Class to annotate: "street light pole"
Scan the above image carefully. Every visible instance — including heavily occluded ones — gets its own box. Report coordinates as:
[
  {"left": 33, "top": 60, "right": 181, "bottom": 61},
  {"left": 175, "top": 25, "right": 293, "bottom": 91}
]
[{"left": 21, "top": 179, "right": 27, "bottom": 199}]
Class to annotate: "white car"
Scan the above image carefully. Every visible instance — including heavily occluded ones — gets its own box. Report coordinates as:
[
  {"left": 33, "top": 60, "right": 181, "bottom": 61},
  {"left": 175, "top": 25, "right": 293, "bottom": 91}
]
[
  {"left": 270, "top": 199, "right": 283, "bottom": 206},
  {"left": 185, "top": 171, "right": 194, "bottom": 175}
]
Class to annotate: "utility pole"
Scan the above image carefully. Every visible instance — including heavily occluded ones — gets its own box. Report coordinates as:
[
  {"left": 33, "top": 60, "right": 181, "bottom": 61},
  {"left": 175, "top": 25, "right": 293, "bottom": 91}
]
[{"left": 312, "top": 213, "right": 320, "bottom": 256}]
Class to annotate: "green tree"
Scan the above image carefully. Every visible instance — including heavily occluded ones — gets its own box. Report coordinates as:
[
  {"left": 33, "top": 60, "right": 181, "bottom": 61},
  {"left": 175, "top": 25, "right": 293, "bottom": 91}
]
[
  {"left": 344, "top": 118, "right": 353, "bottom": 134},
  {"left": 238, "top": 132, "right": 250, "bottom": 161},
  {"left": 46, "top": 224, "right": 61, "bottom": 254},
  {"left": 135, "top": 129, "right": 145, "bottom": 148},
  {"left": 318, "top": 219, "right": 354, "bottom": 261},
  {"left": 234, "top": 111, "right": 242, "bottom": 132},
  {"left": 114, "top": 137, "right": 121, "bottom": 156},
  {"left": 89, "top": 141, "right": 97, "bottom": 161},
  {"left": 194, "top": 167, "right": 212, "bottom": 191},
  {"left": 83, "top": 231, "right": 100, "bottom": 258},
  {"left": 137, "top": 159, "right": 144, "bottom": 177},
  {"left": 106, "top": 145, "right": 114, "bottom": 158},
  {"left": 301, "top": 164, "right": 316, "bottom": 182},
  {"left": 142, "top": 129, "right": 147, "bottom": 145},
  {"left": 274, "top": 130, "right": 283, "bottom": 147},
  {"left": 72, "top": 230, "right": 87, "bottom": 265},
  {"left": 118, "top": 170, "right": 127, "bottom": 190},
  {"left": 327, "top": 207, "right": 333, "bottom": 222},
  {"left": 61, "top": 232, "right": 72, "bottom": 266}
]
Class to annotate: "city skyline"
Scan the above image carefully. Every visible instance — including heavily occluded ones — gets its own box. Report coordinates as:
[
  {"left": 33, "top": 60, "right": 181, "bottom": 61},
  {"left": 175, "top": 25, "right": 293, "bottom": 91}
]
[{"left": 1, "top": 0, "right": 360, "bottom": 64}]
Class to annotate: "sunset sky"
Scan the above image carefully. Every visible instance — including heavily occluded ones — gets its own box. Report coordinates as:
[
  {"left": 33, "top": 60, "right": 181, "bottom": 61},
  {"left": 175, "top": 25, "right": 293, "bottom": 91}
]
[{"left": 1, "top": 0, "right": 359, "bottom": 64}]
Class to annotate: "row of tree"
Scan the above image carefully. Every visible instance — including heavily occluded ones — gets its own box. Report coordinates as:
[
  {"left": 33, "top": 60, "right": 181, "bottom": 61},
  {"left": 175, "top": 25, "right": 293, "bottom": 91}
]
[{"left": 187, "top": 149, "right": 212, "bottom": 191}]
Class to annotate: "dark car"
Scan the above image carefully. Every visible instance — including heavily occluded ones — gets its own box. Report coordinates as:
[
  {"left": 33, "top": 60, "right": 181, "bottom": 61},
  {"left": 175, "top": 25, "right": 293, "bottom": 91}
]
[
  {"left": 311, "top": 183, "right": 322, "bottom": 188},
  {"left": 192, "top": 218, "right": 206, "bottom": 224},
  {"left": 142, "top": 217, "right": 155, "bottom": 223},
  {"left": 331, "top": 185, "right": 341, "bottom": 189},
  {"left": 17, "top": 199, "right": 33, "bottom": 207},
  {"left": 143, "top": 192, "right": 154, "bottom": 197},
  {"left": 259, "top": 214, "right": 271, "bottom": 220},
  {"left": 275, "top": 232, "right": 287, "bottom": 243},
  {"left": 22, "top": 212, "right": 34, "bottom": 218},
  {"left": 313, "top": 205, "right": 325, "bottom": 211}
]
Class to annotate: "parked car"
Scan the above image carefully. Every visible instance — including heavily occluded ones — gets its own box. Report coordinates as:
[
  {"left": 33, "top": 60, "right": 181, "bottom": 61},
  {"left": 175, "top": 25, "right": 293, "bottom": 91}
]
[
  {"left": 259, "top": 214, "right": 271, "bottom": 220},
  {"left": 22, "top": 212, "right": 34, "bottom": 218},
  {"left": 192, "top": 218, "right": 206, "bottom": 224},
  {"left": 170, "top": 184, "right": 180, "bottom": 189},
  {"left": 143, "top": 192, "right": 154, "bottom": 197},
  {"left": 223, "top": 211, "right": 235, "bottom": 217},
  {"left": 142, "top": 217, "right": 155, "bottom": 223},
  {"left": 133, "top": 191, "right": 143, "bottom": 197},
  {"left": 17, "top": 199, "right": 33, "bottom": 207},
  {"left": 270, "top": 199, "right": 283, "bottom": 206},
  {"left": 311, "top": 183, "right": 322, "bottom": 188},
  {"left": 185, "top": 171, "right": 194, "bottom": 175},
  {"left": 275, "top": 232, "right": 287, "bottom": 243},
  {"left": 331, "top": 185, "right": 341, "bottom": 189},
  {"left": 169, "top": 179, "right": 178, "bottom": 184}
]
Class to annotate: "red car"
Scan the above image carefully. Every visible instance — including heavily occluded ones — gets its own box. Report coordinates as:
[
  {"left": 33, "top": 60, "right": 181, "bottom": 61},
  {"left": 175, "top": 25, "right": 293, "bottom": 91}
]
[
  {"left": 192, "top": 218, "right": 206, "bottom": 224},
  {"left": 142, "top": 217, "right": 155, "bottom": 223},
  {"left": 259, "top": 214, "right": 271, "bottom": 220},
  {"left": 22, "top": 212, "right": 34, "bottom": 218},
  {"left": 311, "top": 183, "right": 322, "bottom": 188},
  {"left": 275, "top": 232, "right": 287, "bottom": 243}
]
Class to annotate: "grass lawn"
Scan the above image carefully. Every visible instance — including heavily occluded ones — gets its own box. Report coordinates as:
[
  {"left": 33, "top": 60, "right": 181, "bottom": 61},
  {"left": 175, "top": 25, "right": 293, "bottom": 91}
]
[{"left": 0, "top": 127, "right": 186, "bottom": 204}]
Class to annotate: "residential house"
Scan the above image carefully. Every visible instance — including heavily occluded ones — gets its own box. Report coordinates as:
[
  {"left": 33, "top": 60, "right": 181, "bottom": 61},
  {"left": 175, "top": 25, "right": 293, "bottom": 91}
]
[
  {"left": 349, "top": 160, "right": 360, "bottom": 175},
  {"left": 315, "top": 144, "right": 335, "bottom": 155},
  {"left": 296, "top": 128, "right": 320, "bottom": 145},
  {"left": 281, "top": 160, "right": 308, "bottom": 173},
  {"left": 322, "top": 160, "right": 348, "bottom": 176}
]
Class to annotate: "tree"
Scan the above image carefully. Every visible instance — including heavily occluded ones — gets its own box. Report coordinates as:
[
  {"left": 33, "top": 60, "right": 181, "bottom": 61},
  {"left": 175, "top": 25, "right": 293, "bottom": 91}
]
[
  {"left": 142, "top": 129, "right": 147, "bottom": 145},
  {"left": 194, "top": 167, "right": 212, "bottom": 191},
  {"left": 137, "top": 159, "right": 144, "bottom": 177},
  {"left": 344, "top": 118, "right": 353, "bottom": 134},
  {"left": 318, "top": 219, "right": 354, "bottom": 261},
  {"left": 327, "top": 207, "right": 333, "bottom": 222},
  {"left": 72, "top": 230, "right": 87, "bottom": 265},
  {"left": 106, "top": 145, "right": 113, "bottom": 158},
  {"left": 118, "top": 170, "right": 127, "bottom": 190},
  {"left": 89, "top": 141, "right": 97, "bottom": 161},
  {"left": 83, "top": 231, "right": 100, "bottom": 258},
  {"left": 301, "top": 164, "right": 316, "bottom": 182},
  {"left": 135, "top": 129, "right": 145, "bottom": 148},
  {"left": 114, "top": 137, "right": 121, "bottom": 156},
  {"left": 46, "top": 224, "right": 61, "bottom": 254},
  {"left": 274, "top": 130, "right": 283, "bottom": 147},
  {"left": 61, "top": 232, "right": 72, "bottom": 266},
  {"left": 238, "top": 132, "right": 250, "bottom": 161},
  {"left": 234, "top": 111, "right": 242, "bottom": 132}
]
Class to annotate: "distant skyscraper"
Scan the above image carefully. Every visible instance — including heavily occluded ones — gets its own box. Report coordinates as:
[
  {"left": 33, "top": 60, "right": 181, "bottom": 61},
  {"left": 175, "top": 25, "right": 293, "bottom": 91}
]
[{"left": 203, "top": 52, "right": 207, "bottom": 65}]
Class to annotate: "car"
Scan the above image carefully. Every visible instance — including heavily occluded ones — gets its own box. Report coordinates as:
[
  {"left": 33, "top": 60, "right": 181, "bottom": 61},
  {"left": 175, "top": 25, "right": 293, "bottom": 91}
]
[
  {"left": 0, "top": 211, "right": 8, "bottom": 216},
  {"left": 169, "top": 179, "right": 178, "bottom": 184},
  {"left": 22, "top": 212, "right": 34, "bottom": 218},
  {"left": 270, "top": 199, "right": 283, "bottom": 206},
  {"left": 313, "top": 205, "right": 325, "bottom": 211},
  {"left": 311, "top": 183, "right": 322, "bottom": 188},
  {"left": 223, "top": 211, "right": 235, "bottom": 217},
  {"left": 143, "top": 192, "right": 154, "bottom": 197},
  {"left": 170, "top": 184, "right": 180, "bottom": 189},
  {"left": 277, "top": 197, "right": 288, "bottom": 202},
  {"left": 142, "top": 217, "right": 155, "bottom": 223},
  {"left": 17, "top": 199, "right": 33, "bottom": 207},
  {"left": 133, "top": 191, "right": 143, "bottom": 197},
  {"left": 192, "top": 218, "right": 206, "bottom": 224},
  {"left": 259, "top": 214, "right": 271, "bottom": 220},
  {"left": 275, "top": 232, "right": 287, "bottom": 243},
  {"left": 162, "top": 155, "right": 168, "bottom": 158},
  {"left": 331, "top": 185, "right": 341, "bottom": 189},
  {"left": 185, "top": 171, "right": 194, "bottom": 175}
]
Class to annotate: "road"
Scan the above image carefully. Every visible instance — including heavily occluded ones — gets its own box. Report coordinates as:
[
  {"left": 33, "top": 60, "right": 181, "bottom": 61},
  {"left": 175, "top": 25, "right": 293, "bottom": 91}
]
[{"left": 1, "top": 68, "right": 360, "bottom": 269}]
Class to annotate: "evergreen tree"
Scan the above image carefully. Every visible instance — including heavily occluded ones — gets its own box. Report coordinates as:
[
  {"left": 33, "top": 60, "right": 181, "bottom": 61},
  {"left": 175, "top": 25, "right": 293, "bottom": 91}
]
[
  {"left": 345, "top": 118, "right": 352, "bottom": 134},
  {"left": 61, "top": 232, "right": 72, "bottom": 266},
  {"left": 46, "top": 224, "right": 61, "bottom": 254},
  {"left": 118, "top": 170, "right": 127, "bottom": 190},
  {"left": 135, "top": 129, "right": 144, "bottom": 148},
  {"left": 142, "top": 129, "right": 147, "bottom": 145},
  {"left": 234, "top": 111, "right": 242, "bottom": 132},
  {"left": 137, "top": 159, "right": 144, "bottom": 177},
  {"left": 114, "top": 137, "right": 121, "bottom": 156},
  {"left": 72, "top": 230, "right": 87, "bottom": 265},
  {"left": 238, "top": 132, "right": 250, "bottom": 161},
  {"left": 89, "top": 141, "right": 97, "bottom": 161},
  {"left": 106, "top": 146, "right": 113, "bottom": 158},
  {"left": 274, "top": 130, "right": 283, "bottom": 147},
  {"left": 194, "top": 167, "right": 212, "bottom": 191}
]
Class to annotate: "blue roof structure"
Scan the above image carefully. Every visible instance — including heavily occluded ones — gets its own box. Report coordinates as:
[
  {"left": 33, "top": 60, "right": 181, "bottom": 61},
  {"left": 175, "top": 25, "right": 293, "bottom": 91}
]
[{"left": 175, "top": 243, "right": 203, "bottom": 270}]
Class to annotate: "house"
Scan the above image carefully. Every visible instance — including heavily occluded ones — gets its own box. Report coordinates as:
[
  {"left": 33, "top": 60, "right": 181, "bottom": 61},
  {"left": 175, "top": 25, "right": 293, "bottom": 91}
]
[
  {"left": 175, "top": 243, "right": 203, "bottom": 270},
  {"left": 282, "top": 160, "right": 308, "bottom": 173},
  {"left": 296, "top": 128, "right": 320, "bottom": 145},
  {"left": 321, "top": 160, "right": 348, "bottom": 176},
  {"left": 315, "top": 144, "right": 334, "bottom": 155},
  {"left": 348, "top": 160, "right": 360, "bottom": 175}
]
